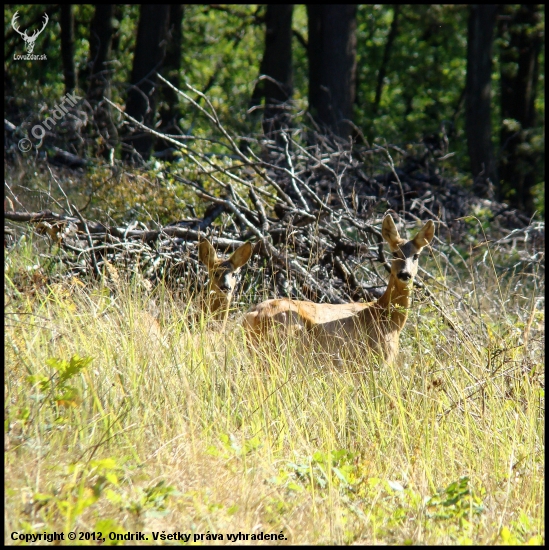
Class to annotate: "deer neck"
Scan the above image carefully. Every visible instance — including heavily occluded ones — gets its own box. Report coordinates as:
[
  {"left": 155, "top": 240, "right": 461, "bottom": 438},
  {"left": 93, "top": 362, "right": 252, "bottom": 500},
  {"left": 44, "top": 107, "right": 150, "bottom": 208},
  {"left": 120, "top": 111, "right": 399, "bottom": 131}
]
[
  {"left": 208, "top": 290, "right": 230, "bottom": 317},
  {"left": 376, "top": 273, "right": 413, "bottom": 329}
]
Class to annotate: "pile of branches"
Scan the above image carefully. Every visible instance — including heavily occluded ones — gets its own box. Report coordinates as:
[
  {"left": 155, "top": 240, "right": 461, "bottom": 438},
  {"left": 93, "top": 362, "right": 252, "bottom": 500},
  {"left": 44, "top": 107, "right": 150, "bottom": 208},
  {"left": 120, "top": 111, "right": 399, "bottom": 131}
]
[
  {"left": 4, "top": 80, "right": 544, "bottom": 306},
  {"left": 4, "top": 188, "right": 387, "bottom": 304}
]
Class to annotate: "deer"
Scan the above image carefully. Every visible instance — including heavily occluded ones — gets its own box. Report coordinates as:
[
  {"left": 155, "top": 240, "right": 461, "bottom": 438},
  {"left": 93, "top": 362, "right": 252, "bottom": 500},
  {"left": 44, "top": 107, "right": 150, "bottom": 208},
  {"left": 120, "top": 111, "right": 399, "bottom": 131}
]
[
  {"left": 243, "top": 215, "right": 435, "bottom": 366},
  {"left": 122, "top": 239, "right": 252, "bottom": 343},
  {"left": 198, "top": 239, "right": 253, "bottom": 324}
]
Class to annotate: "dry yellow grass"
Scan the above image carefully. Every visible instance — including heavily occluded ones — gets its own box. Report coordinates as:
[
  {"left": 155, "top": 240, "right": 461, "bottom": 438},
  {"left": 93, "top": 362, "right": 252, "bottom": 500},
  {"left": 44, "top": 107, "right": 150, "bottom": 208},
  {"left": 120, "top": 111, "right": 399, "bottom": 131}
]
[{"left": 4, "top": 235, "right": 544, "bottom": 545}]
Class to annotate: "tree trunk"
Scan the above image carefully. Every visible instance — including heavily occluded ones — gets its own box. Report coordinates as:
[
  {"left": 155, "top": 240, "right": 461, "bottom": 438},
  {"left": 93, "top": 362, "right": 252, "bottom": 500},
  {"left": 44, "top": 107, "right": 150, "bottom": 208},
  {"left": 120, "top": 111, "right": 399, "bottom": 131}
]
[
  {"left": 87, "top": 5, "right": 117, "bottom": 159},
  {"left": 124, "top": 5, "right": 170, "bottom": 162},
  {"left": 261, "top": 5, "right": 294, "bottom": 140},
  {"left": 499, "top": 4, "right": 543, "bottom": 214},
  {"left": 465, "top": 4, "right": 499, "bottom": 198},
  {"left": 87, "top": 5, "right": 114, "bottom": 103},
  {"left": 307, "top": 5, "right": 357, "bottom": 139},
  {"left": 245, "top": 5, "right": 293, "bottom": 151},
  {"left": 158, "top": 4, "right": 184, "bottom": 145},
  {"left": 60, "top": 5, "right": 76, "bottom": 94}
]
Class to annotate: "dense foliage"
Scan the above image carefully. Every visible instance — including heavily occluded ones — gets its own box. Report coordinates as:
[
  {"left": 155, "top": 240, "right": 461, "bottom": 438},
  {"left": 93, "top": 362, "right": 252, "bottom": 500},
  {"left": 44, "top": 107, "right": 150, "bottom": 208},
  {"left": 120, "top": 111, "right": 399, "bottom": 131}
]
[{"left": 4, "top": 4, "right": 545, "bottom": 216}]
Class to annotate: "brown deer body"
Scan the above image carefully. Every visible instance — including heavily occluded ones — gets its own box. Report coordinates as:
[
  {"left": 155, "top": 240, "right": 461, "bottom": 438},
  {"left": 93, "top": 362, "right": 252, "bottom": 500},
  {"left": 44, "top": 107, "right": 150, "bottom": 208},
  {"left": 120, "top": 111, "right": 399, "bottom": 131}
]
[
  {"left": 198, "top": 239, "right": 253, "bottom": 320},
  {"left": 243, "top": 215, "right": 434, "bottom": 365}
]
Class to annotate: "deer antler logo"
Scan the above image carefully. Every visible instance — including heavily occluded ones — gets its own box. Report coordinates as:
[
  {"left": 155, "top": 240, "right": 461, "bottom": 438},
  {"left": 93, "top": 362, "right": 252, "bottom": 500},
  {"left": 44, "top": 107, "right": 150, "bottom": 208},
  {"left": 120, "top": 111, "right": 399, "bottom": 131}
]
[{"left": 12, "top": 11, "right": 49, "bottom": 54}]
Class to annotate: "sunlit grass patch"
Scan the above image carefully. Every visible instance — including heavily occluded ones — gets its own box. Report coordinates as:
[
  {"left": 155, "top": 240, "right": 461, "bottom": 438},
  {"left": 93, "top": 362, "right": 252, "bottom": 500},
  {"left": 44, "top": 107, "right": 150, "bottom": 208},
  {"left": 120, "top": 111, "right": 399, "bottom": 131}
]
[{"left": 4, "top": 233, "right": 544, "bottom": 545}]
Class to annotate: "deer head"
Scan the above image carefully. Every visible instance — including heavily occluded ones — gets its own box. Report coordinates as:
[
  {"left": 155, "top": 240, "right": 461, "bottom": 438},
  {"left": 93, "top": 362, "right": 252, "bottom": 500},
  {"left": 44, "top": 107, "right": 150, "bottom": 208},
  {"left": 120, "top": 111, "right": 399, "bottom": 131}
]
[
  {"left": 12, "top": 11, "right": 49, "bottom": 54},
  {"left": 198, "top": 240, "right": 253, "bottom": 307},
  {"left": 382, "top": 215, "right": 435, "bottom": 287}
]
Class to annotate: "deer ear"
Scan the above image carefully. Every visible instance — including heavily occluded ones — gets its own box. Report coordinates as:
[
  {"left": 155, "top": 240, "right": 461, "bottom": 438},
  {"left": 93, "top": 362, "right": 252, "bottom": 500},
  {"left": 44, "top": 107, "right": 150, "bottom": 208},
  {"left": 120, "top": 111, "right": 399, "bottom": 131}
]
[
  {"left": 198, "top": 240, "right": 217, "bottom": 269},
  {"left": 381, "top": 215, "right": 401, "bottom": 251},
  {"left": 229, "top": 242, "right": 252, "bottom": 269},
  {"left": 413, "top": 220, "right": 435, "bottom": 249}
]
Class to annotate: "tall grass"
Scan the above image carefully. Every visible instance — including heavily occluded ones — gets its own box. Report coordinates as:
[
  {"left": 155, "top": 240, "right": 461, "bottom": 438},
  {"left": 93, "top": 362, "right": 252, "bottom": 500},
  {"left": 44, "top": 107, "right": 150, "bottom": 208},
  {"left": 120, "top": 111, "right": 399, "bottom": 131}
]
[{"left": 5, "top": 234, "right": 544, "bottom": 545}]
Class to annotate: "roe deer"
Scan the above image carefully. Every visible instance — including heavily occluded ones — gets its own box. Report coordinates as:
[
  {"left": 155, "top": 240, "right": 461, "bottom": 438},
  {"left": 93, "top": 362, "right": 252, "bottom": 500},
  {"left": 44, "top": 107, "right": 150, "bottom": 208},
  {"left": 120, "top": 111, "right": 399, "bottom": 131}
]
[
  {"left": 198, "top": 239, "right": 253, "bottom": 320},
  {"left": 243, "top": 215, "right": 435, "bottom": 365}
]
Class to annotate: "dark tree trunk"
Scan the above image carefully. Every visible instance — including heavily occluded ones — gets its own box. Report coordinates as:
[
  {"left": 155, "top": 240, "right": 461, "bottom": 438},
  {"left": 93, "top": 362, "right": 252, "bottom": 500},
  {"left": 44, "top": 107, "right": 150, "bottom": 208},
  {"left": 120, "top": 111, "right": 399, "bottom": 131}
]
[
  {"left": 87, "top": 5, "right": 117, "bottom": 159},
  {"left": 465, "top": 4, "right": 499, "bottom": 198},
  {"left": 124, "top": 5, "right": 171, "bottom": 162},
  {"left": 245, "top": 5, "right": 293, "bottom": 151},
  {"left": 307, "top": 5, "right": 357, "bottom": 139},
  {"left": 87, "top": 4, "right": 114, "bottom": 103},
  {"left": 260, "top": 5, "right": 294, "bottom": 140},
  {"left": 373, "top": 5, "right": 400, "bottom": 116},
  {"left": 499, "top": 4, "right": 543, "bottom": 214},
  {"left": 60, "top": 5, "right": 76, "bottom": 94},
  {"left": 157, "top": 4, "right": 184, "bottom": 145}
]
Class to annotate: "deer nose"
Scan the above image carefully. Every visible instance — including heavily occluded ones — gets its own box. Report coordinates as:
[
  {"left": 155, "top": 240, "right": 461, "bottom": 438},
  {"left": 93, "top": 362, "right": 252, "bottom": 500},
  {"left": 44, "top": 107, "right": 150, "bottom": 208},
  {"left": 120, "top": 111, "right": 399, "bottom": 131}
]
[
  {"left": 218, "top": 282, "right": 231, "bottom": 293},
  {"left": 398, "top": 271, "right": 412, "bottom": 281}
]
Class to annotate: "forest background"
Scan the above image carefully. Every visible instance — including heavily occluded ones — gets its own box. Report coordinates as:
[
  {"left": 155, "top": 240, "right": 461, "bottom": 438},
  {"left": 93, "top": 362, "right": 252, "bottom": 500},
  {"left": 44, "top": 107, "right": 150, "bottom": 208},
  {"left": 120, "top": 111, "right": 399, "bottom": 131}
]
[{"left": 4, "top": 4, "right": 545, "bottom": 216}]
